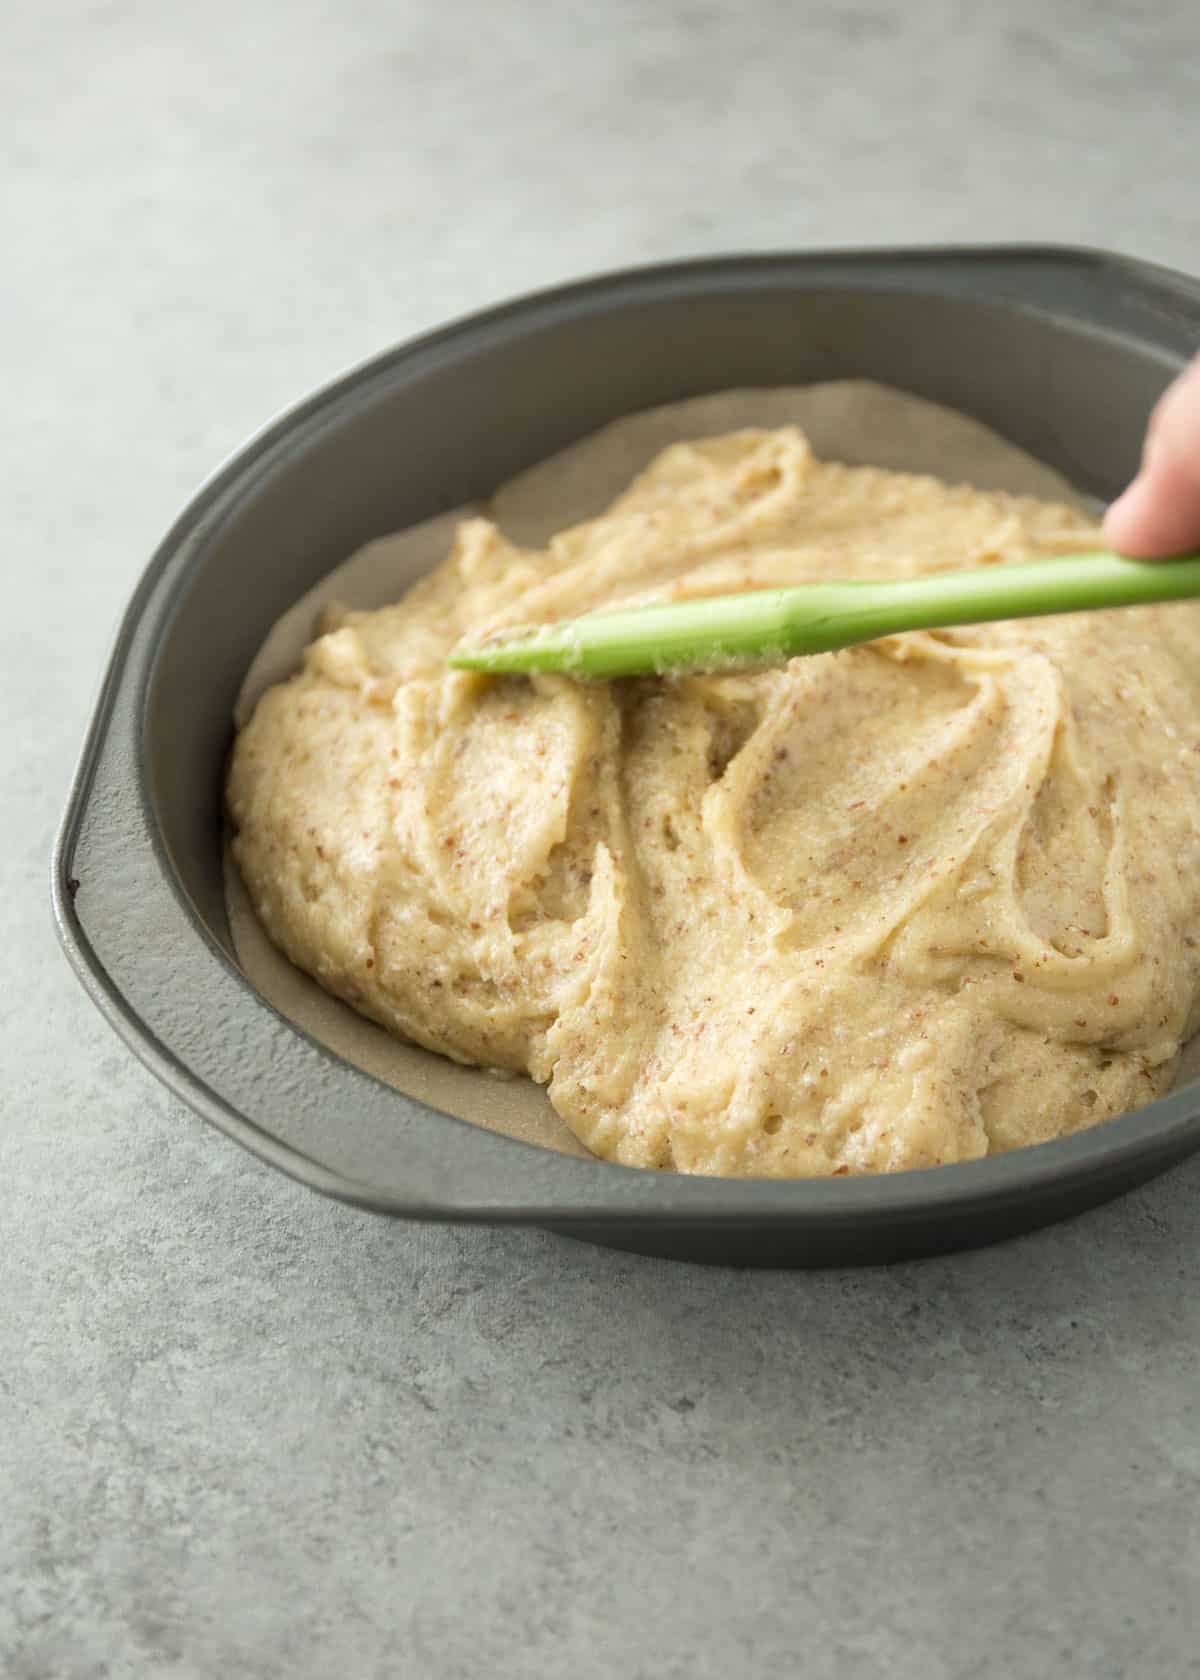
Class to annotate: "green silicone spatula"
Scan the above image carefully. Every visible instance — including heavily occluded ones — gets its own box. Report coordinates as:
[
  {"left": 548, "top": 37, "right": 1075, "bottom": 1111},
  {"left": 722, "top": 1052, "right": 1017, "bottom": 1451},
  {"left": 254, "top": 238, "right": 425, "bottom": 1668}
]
[{"left": 448, "top": 550, "right": 1200, "bottom": 680}]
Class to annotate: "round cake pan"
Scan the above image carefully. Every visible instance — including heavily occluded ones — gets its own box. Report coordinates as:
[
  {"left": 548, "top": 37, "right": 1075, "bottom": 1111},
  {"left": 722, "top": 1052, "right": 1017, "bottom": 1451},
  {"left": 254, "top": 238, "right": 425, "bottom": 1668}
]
[{"left": 53, "top": 245, "right": 1200, "bottom": 1265}]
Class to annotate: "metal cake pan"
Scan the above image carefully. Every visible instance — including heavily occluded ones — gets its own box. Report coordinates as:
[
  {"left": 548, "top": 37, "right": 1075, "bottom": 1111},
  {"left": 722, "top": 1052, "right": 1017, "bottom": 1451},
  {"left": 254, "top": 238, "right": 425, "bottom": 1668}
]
[{"left": 53, "top": 245, "right": 1200, "bottom": 1266}]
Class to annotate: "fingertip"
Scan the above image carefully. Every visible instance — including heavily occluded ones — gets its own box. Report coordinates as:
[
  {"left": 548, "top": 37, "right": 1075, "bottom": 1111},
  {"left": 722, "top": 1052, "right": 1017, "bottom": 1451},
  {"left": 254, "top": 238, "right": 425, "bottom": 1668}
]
[{"left": 1102, "top": 478, "right": 1161, "bottom": 558}]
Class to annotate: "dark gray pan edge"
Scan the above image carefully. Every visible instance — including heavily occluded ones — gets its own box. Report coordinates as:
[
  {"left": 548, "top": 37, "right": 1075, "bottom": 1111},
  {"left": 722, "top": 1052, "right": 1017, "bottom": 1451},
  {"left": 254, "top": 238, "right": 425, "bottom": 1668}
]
[{"left": 52, "top": 245, "right": 1200, "bottom": 1265}]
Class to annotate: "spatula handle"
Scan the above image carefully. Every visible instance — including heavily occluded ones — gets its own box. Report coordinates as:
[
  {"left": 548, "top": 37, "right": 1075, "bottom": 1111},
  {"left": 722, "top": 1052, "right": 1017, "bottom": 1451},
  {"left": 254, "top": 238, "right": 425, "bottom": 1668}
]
[{"left": 449, "top": 550, "right": 1200, "bottom": 679}]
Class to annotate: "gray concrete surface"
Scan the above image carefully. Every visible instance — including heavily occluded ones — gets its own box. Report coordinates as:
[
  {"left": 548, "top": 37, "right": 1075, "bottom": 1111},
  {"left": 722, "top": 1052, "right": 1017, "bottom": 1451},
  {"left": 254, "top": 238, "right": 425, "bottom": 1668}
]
[{"left": 6, "top": 2, "right": 1200, "bottom": 1675}]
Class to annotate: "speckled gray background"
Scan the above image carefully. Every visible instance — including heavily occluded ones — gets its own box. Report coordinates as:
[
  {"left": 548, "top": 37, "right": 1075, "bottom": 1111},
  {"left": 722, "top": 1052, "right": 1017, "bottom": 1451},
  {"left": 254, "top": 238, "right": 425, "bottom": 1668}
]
[{"left": 7, "top": 3, "right": 1200, "bottom": 1676}]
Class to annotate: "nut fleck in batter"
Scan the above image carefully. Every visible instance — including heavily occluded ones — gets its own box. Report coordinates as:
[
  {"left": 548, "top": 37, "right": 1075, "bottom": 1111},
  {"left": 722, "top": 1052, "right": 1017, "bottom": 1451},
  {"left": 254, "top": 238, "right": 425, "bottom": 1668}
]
[{"left": 228, "top": 426, "right": 1200, "bottom": 1176}]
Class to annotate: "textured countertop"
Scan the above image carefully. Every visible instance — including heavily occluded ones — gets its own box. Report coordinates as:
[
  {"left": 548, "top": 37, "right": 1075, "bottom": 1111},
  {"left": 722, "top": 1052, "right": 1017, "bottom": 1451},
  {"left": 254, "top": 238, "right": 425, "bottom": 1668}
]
[{"left": 7, "top": 4, "right": 1200, "bottom": 1676}]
